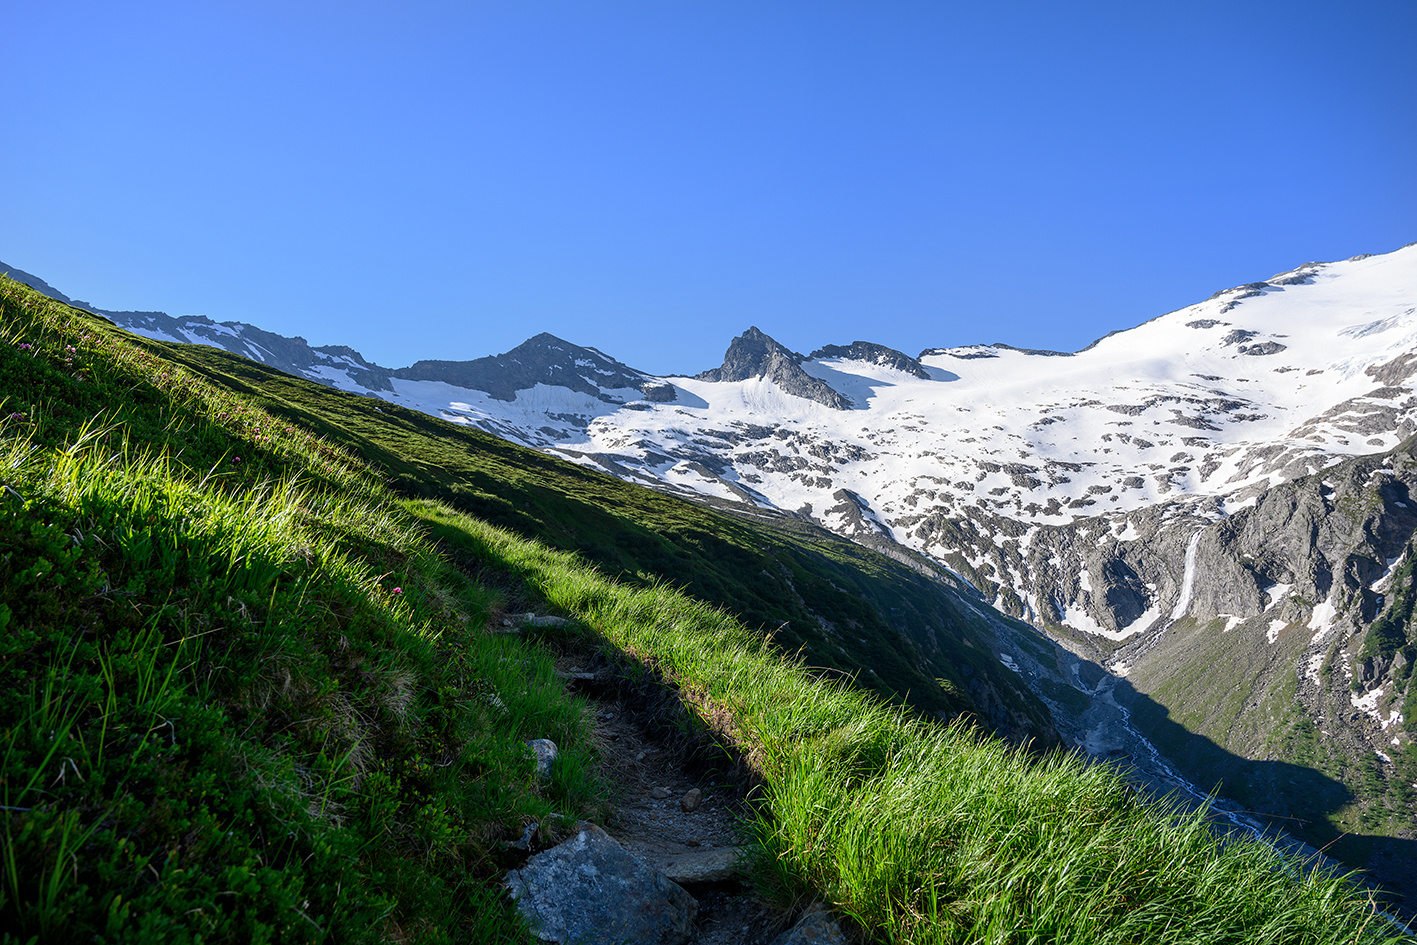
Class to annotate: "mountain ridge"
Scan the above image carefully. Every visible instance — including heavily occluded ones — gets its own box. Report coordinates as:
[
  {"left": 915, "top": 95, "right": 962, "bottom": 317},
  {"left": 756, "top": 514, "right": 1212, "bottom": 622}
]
[{"left": 6, "top": 244, "right": 1417, "bottom": 906}]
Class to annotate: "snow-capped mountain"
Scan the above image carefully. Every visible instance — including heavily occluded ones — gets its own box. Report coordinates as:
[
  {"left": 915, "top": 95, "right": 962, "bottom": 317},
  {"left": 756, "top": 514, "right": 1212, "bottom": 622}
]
[
  {"left": 7, "top": 244, "right": 1417, "bottom": 899},
  {"left": 9, "top": 245, "right": 1417, "bottom": 641}
]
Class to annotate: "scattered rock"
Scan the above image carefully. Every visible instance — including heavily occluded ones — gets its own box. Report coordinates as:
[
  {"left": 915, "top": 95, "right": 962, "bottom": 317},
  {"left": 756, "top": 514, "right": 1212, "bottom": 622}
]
[
  {"left": 769, "top": 903, "right": 847, "bottom": 945},
  {"left": 526, "top": 739, "right": 559, "bottom": 779},
  {"left": 504, "top": 821, "right": 539, "bottom": 852},
  {"left": 505, "top": 821, "right": 697, "bottom": 944},
  {"left": 651, "top": 786, "right": 672, "bottom": 800},
  {"left": 501, "top": 613, "right": 576, "bottom": 629},
  {"left": 639, "top": 846, "right": 742, "bottom": 884},
  {"left": 680, "top": 788, "right": 703, "bottom": 812}
]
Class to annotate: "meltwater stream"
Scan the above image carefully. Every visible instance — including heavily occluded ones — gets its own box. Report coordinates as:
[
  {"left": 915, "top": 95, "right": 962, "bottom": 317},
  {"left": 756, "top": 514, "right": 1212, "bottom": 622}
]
[
  {"left": 1084, "top": 673, "right": 1415, "bottom": 935},
  {"left": 1094, "top": 675, "right": 1267, "bottom": 842}
]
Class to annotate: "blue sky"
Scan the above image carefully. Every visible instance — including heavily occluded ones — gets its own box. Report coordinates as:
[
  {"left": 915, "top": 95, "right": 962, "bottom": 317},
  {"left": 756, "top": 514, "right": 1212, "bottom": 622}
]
[{"left": 4, "top": 1, "right": 1414, "bottom": 375}]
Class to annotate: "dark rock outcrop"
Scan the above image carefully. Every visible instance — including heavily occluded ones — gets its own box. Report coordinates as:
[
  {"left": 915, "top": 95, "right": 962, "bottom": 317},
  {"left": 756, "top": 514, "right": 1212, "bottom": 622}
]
[
  {"left": 697, "top": 327, "right": 851, "bottom": 409},
  {"left": 505, "top": 822, "right": 696, "bottom": 944},
  {"left": 808, "top": 340, "right": 931, "bottom": 379},
  {"left": 769, "top": 903, "right": 848, "bottom": 945},
  {"left": 395, "top": 332, "right": 648, "bottom": 403}
]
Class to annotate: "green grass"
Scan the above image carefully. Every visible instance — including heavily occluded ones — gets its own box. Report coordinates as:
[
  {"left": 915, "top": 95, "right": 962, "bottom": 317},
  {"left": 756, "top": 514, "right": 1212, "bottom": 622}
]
[
  {"left": 2, "top": 274, "right": 1410, "bottom": 943},
  {"left": 0, "top": 279, "right": 606, "bottom": 942},
  {"left": 141, "top": 336, "right": 1058, "bottom": 740},
  {"left": 410, "top": 499, "right": 1411, "bottom": 944}
]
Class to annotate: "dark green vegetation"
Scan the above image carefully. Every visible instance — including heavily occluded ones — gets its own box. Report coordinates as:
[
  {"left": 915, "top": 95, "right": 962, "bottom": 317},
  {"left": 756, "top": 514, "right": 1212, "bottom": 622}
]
[
  {"left": 0, "top": 281, "right": 606, "bottom": 942},
  {"left": 1362, "top": 543, "right": 1417, "bottom": 827},
  {"left": 3, "top": 274, "right": 1410, "bottom": 943},
  {"left": 144, "top": 336, "right": 1055, "bottom": 741}
]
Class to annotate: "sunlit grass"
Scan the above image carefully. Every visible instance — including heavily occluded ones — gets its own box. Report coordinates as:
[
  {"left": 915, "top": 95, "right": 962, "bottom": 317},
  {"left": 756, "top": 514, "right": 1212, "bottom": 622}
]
[
  {"left": 409, "top": 498, "right": 1411, "bottom": 944},
  {"left": 0, "top": 277, "right": 606, "bottom": 942},
  {"left": 4, "top": 271, "right": 1408, "bottom": 943}
]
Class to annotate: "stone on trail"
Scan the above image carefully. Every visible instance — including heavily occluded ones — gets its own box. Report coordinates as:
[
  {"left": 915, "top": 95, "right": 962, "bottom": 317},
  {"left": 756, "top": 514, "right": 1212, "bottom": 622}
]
[
  {"left": 769, "top": 903, "right": 847, "bottom": 945},
  {"left": 638, "top": 846, "right": 741, "bottom": 884},
  {"left": 525, "top": 739, "right": 559, "bottom": 779},
  {"left": 505, "top": 821, "right": 697, "bottom": 944}
]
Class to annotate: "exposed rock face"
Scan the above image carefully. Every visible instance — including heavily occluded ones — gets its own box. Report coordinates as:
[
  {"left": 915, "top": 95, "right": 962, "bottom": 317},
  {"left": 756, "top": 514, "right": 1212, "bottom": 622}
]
[
  {"left": 394, "top": 332, "right": 648, "bottom": 402},
  {"left": 505, "top": 822, "right": 697, "bottom": 944},
  {"left": 13, "top": 245, "right": 1417, "bottom": 905},
  {"left": 642, "top": 380, "right": 678, "bottom": 402},
  {"left": 697, "top": 327, "right": 852, "bottom": 409},
  {"left": 809, "top": 340, "right": 931, "bottom": 379}
]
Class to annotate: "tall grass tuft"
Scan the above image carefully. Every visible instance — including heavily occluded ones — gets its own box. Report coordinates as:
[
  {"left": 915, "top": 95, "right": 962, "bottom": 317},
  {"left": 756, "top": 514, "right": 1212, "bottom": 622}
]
[
  {"left": 0, "top": 276, "right": 608, "bottom": 942},
  {"left": 408, "top": 499, "right": 1412, "bottom": 944}
]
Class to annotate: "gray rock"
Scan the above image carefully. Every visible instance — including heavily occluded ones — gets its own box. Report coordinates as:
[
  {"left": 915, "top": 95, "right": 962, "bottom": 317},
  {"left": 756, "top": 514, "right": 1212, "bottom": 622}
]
[
  {"left": 639, "top": 846, "right": 741, "bottom": 883},
  {"left": 506, "top": 822, "right": 697, "bottom": 944},
  {"left": 770, "top": 903, "right": 847, "bottom": 945},
  {"left": 680, "top": 788, "right": 702, "bottom": 811},
  {"left": 526, "top": 739, "right": 558, "bottom": 779},
  {"left": 696, "top": 327, "right": 852, "bottom": 410},
  {"left": 641, "top": 380, "right": 678, "bottom": 402},
  {"left": 394, "top": 332, "right": 648, "bottom": 403},
  {"left": 808, "top": 341, "right": 932, "bottom": 379}
]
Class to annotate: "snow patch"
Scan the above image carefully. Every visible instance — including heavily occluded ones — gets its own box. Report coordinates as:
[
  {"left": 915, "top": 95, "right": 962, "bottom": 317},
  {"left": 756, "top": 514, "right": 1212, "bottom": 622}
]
[
  {"left": 1169, "top": 530, "right": 1204, "bottom": 620},
  {"left": 1307, "top": 597, "right": 1337, "bottom": 644},
  {"left": 1351, "top": 687, "right": 1387, "bottom": 726},
  {"left": 1060, "top": 601, "right": 1144, "bottom": 641},
  {"left": 1218, "top": 614, "right": 1244, "bottom": 633},
  {"left": 1263, "top": 583, "right": 1292, "bottom": 610},
  {"left": 1373, "top": 552, "right": 1406, "bottom": 591}
]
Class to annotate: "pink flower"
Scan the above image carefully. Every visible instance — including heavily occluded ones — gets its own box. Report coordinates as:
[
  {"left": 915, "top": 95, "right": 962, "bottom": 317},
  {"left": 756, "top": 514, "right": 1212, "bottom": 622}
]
[{"left": 392, "top": 587, "right": 403, "bottom": 595}]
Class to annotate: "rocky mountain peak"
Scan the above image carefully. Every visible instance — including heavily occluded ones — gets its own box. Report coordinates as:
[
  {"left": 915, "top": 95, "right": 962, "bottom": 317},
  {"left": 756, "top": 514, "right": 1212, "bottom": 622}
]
[
  {"left": 808, "top": 341, "right": 932, "bottom": 379},
  {"left": 394, "top": 333, "right": 648, "bottom": 403},
  {"left": 696, "top": 326, "right": 852, "bottom": 410}
]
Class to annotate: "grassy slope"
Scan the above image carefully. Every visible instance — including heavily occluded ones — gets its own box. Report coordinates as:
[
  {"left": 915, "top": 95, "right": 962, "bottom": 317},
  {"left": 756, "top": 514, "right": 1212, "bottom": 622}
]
[
  {"left": 2, "top": 276, "right": 1409, "bottom": 943},
  {"left": 0, "top": 281, "right": 606, "bottom": 942},
  {"left": 145, "top": 338, "right": 1056, "bottom": 741}
]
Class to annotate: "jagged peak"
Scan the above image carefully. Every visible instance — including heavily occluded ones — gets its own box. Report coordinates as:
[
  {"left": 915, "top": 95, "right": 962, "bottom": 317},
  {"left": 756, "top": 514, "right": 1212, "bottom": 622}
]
[
  {"left": 696, "top": 327, "right": 851, "bottom": 409},
  {"left": 395, "top": 331, "right": 647, "bottom": 402}
]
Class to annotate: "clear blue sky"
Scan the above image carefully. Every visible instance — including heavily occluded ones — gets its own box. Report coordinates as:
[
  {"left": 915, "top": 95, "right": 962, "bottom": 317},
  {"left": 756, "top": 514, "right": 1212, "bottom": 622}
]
[{"left": 4, "top": 1, "right": 1414, "bottom": 375}]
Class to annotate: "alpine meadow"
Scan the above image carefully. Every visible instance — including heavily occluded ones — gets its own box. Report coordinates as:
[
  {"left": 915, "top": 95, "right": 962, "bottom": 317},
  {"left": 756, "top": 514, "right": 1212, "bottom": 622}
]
[{"left": 3, "top": 250, "right": 1416, "bottom": 941}]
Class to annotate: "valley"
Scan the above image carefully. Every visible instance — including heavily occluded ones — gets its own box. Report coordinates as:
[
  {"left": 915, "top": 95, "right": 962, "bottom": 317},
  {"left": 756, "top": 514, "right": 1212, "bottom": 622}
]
[{"left": 4, "top": 244, "right": 1416, "bottom": 928}]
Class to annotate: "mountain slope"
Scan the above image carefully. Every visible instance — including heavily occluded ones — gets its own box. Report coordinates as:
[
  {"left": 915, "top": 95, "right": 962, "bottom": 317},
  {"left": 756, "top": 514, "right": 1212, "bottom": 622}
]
[
  {"left": 139, "top": 334, "right": 1059, "bottom": 743},
  {"left": 8, "top": 243, "right": 1417, "bottom": 907},
  {"left": 3, "top": 272, "right": 1405, "bottom": 943}
]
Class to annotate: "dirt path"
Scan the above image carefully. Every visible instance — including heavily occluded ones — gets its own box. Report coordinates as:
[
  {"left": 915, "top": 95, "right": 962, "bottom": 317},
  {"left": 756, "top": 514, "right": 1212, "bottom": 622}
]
[{"left": 556, "top": 651, "right": 794, "bottom": 945}]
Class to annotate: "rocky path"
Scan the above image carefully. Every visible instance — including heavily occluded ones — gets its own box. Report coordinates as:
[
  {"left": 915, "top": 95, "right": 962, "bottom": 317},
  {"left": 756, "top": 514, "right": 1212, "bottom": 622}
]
[
  {"left": 503, "top": 638, "right": 851, "bottom": 944},
  {"left": 564, "top": 654, "right": 795, "bottom": 945}
]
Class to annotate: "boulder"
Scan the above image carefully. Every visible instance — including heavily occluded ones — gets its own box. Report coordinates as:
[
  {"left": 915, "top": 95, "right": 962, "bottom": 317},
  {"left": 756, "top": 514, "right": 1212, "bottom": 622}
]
[
  {"left": 638, "top": 846, "right": 741, "bottom": 884},
  {"left": 505, "top": 822, "right": 697, "bottom": 944}
]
